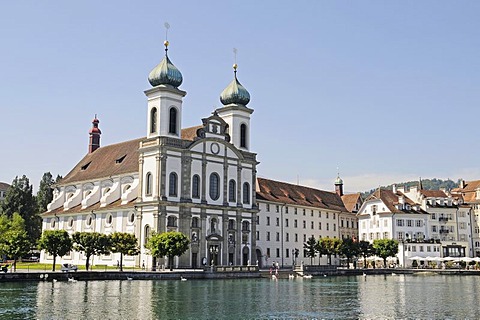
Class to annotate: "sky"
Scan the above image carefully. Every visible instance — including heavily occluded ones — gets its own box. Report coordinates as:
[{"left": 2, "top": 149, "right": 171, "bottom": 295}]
[{"left": 1, "top": 1, "right": 480, "bottom": 194}]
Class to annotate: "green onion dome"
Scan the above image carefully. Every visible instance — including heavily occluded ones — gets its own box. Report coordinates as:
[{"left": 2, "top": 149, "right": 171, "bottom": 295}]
[
  {"left": 335, "top": 175, "right": 343, "bottom": 185},
  {"left": 148, "top": 41, "right": 183, "bottom": 88},
  {"left": 220, "top": 64, "right": 250, "bottom": 106}
]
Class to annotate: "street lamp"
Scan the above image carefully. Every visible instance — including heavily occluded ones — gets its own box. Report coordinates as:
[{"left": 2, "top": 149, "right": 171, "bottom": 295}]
[{"left": 209, "top": 246, "right": 219, "bottom": 266}]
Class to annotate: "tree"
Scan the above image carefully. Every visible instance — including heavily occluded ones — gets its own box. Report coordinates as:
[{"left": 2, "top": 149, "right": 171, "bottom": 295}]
[
  {"left": 317, "top": 237, "right": 341, "bottom": 265},
  {"left": 145, "top": 231, "right": 190, "bottom": 271},
  {"left": 0, "top": 213, "right": 31, "bottom": 271},
  {"left": 72, "top": 232, "right": 111, "bottom": 271},
  {"left": 36, "top": 172, "right": 54, "bottom": 213},
  {"left": 110, "top": 232, "right": 140, "bottom": 271},
  {"left": 373, "top": 239, "right": 399, "bottom": 268},
  {"left": 358, "top": 241, "right": 374, "bottom": 268},
  {"left": 1, "top": 176, "right": 41, "bottom": 241},
  {"left": 38, "top": 230, "right": 73, "bottom": 271},
  {"left": 338, "top": 238, "right": 359, "bottom": 269},
  {"left": 303, "top": 235, "right": 318, "bottom": 265}
]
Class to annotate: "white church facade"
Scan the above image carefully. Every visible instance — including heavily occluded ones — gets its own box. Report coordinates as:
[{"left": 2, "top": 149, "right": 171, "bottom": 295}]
[{"left": 42, "top": 40, "right": 259, "bottom": 269}]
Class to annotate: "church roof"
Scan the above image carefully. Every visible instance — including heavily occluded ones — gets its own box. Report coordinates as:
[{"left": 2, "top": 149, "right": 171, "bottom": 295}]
[
  {"left": 341, "top": 193, "right": 361, "bottom": 213},
  {"left": 181, "top": 125, "right": 203, "bottom": 141},
  {"left": 220, "top": 66, "right": 250, "bottom": 106},
  {"left": 256, "top": 177, "right": 347, "bottom": 212},
  {"left": 148, "top": 41, "right": 183, "bottom": 88},
  {"left": 60, "top": 138, "right": 143, "bottom": 185}
]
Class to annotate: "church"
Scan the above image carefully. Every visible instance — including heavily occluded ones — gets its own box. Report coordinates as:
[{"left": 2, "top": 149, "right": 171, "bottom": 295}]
[{"left": 41, "top": 39, "right": 357, "bottom": 269}]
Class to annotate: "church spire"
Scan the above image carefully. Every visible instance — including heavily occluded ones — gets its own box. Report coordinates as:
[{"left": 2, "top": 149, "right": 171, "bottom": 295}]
[
  {"left": 334, "top": 171, "right": 344, "bottom": 197},
  {"left": 88, "top": 115, "right": 101, "bottom": 153}
]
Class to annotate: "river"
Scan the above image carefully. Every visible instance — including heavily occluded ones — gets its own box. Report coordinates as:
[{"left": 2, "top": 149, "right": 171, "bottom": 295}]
[{"left": 0, "top": 274, "right": 479, "bottom": 319}]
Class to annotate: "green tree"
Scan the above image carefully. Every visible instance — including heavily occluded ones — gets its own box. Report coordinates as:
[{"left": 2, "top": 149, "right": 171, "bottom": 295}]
[
  {"left": 145, "top": 231, "right": 190, "bottom": 271},
  {"left": 36, "top": 172, "right": 54, "bottom": 213},
  {"left": 373, "top": 239, "right": 399, "bottom": 268},
  {"left": 38, "top": 230, "right": 73, "bottom": 271},
  {"left": 338, "top": 238, "right": 359, "bottom": 269},
  {"left": 72, "top": 232, "right": 111, "bottom": 271},
  {"left": 303, "top": 235, "right": 318, "bottom": 265},
  {"left": 358, "top": 241, "right": 375, "bottom": 268},
  {"left": 110, "top": 232, "right": 140, "bottom": 271},
  {"left": 1, "top": 176, "right": 41, "bottom": 241},
  {"left": 0, "top": 213, "right": 31, "bottom": 271},
  {"left": 318, "top": 237, "right": 341, "bottom": 265}
]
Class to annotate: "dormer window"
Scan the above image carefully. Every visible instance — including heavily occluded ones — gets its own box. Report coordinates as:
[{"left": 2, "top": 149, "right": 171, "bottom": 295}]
[
  {"left": 81, "top": 162, "right": 91, "bottom": 171},
  {"left": 115, "top": 155, "right": 126, "bottom": 164}
]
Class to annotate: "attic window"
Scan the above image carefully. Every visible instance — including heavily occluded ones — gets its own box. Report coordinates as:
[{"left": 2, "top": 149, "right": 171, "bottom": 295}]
[
  {"left": 81, "top": 162, "right": 92, "bottom": 170},
  {"left": 115, "top": 155, "right": 126, "bottom": 164}
]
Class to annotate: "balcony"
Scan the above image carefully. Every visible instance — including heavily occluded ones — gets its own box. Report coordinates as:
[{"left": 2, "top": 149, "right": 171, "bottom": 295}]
[
  {"left": 439, "top": 217, "right": 449, "bottom": 222},
  {"left": 439, "top": 229, "right": 449, "bottom": 234}
]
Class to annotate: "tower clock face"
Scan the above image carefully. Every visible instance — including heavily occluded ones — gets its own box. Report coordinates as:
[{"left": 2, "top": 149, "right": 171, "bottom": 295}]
[{"left": 211, "top": 142, "right": 220, "bottom": 155}]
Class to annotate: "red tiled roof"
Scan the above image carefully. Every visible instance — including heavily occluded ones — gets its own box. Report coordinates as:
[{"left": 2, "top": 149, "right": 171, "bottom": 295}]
[
  {"left": 453, "top": 180, "right": 480, "bottom": 203},
  {"left": 60, "top": 138, "right": 143, "bottom": 185},
  {"left": 256, "top": 178, "right": 347, "bottom": 212},
  {"left": 366, "top": 189, "right": 427, "bottom": 214},
  {"left": 419, "top": 190, "right": 447, "bottom": 198},
  {"left": 341, "top": 193, "right": 361, "bottom": 212},
  {"left": 181, "top": 125, "right": 202, "bottom": 141}
]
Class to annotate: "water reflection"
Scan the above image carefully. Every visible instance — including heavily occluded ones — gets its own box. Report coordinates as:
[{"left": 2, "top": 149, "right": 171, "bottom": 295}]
[{"left": 0, "top": 275, "right": 476, "bottom": 319}]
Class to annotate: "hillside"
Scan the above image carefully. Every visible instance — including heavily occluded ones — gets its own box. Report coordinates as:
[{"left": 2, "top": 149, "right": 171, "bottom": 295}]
[{"left": 361, "top": 178, "right": 459, "bottom": 199}]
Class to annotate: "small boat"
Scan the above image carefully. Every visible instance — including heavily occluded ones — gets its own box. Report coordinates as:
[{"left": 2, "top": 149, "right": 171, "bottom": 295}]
[
  {"left": 288, "top": 274, "right": 295, "bottom": 279},
  {"left": 303, "top": 274, "right": 313, "bottom": 279},
  {"left": 127, "top": 277, "right": 133, "bottom": 281},
  {"left": 271, "top": 275, "right": 277, "bottom": 280},
  {"left": 391, "top": 273, "right": 397, "bottom": 276},
  {"left": 180, "top": 276, "right": 187, "bottom": 281},
  {"left": 67, "top": 277, "right": 77, "bottom": 283},
  {"left": 363, "top": 273, "right": 367, "bottom": 277}
]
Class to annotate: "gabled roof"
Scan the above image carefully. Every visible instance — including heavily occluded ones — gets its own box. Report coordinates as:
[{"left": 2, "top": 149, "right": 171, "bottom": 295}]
[
  {"left": 341, "top": 193, "right": 362, "bottom": 213},
  {"left": 453, "top": 179, "right": 480, "bottom": 203},
  {"left": 365, "top": 189, "right": 427, "bottom": 214},
  {"left": 256, "top": 178, "right": 347, "bottom": 212}
]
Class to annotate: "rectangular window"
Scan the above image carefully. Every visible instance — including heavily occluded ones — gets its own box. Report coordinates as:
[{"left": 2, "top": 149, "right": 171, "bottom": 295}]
[
  {"left": 295, "top": 208, "right": 298, "bottom": 215},
  {"left": 285, "top": 207, "right": 289, "bottom": 214},
  {"left": 256, "top": 216, "right": 259, "bottom": 225},
  {"left": 319, "top": 212, "right": 322, "bottom": 218},
  {"left": 318, "top": 222, "right": 322, "bottom": 230},
  {"left": 326, "top": 212, "right": 329, "bottom": 219},
  {"left": 397, "top": 219, "right": 404, "bottom": 227},
  {"left": 419, "top": 246, "right": 424, "bottom": 252},
  {"left": 286, "top": 249, "right": 289, "bottom": 258},
  {"left": 266, "top": 232, "right": 270, "bottom": 241},
  {"left": 266, "top": 217, "right": 270, "bottom": 226},
  {"left": 427, "top": 246, "right": 431, "bottom": 252},
  {"left": 432, "top": 225, "right": 437, "bottom": 232},
  {"left": 303, "top": 209, "right": 306, "bottom": 216},
  {"left": 285, "top": 219, "right": 289, "bottom": 227},
  {"left": 326, "top": 223, "right": 329, "bottom": 231},
  {"left": 303, "top": 234, "right": 307, "bottom": 242},
  {"left": 341, "top": 219, "right": 344, "bottom": 228},
  {"left": 286, "top": 233, "right": 289, "bottom": 242},
  {"left": 416, "top": 220, "right": 422, "bottom": 227},
  {"left": 303, "top": 221, "right": 306, "bottom": 229},
  {"left": 266, "top": 248, "right": 270, "bottom": 257},
  {"left": 256, "top": 231, "right": 259, "bottom": 240},
  {"left": 398, "top": 231, "right": 404, "bottom": 240},
  {"left": 311, "top": 210, "right": 314, "bottom": 217},
  {"left": 295, "top": 234, "right": 298, "bottom": 242},
  {"left": 276, "top": 232, "right": 280, "bottom": 241},
  {"left": 266, "top": 204, "right": 270, "bottom": 212},
  {"left": 383, "top": 232, "right": 388, "bottom": 239},
  {"left": 276, "top": 205, "right": 279, "bottom": 213},
  {"left": 431, "top": 213, "right": 436, "bottom": 220},
  {"left": 276, "top": 217, "right": 280, "bottom": 226},
  {"left": 311, "top": 221, "right": 314, "bottom": 229},
  {"left": 276, "top": 248, "right": 280, "bottom": 258},
  {"left": 407, "top": 220, "right": 413, "bottom": 227},
  {"left": 294, "top": 220, "right": 298, "bottom": 228},
  {"left": 412, "top": 246, "right": 416, "bottom": 252},
  {"left": 333, "top": 224, "right": 336, "bottom": 231}
]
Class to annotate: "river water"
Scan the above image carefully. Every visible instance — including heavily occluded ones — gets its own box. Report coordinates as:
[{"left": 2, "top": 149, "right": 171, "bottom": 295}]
[{"left": 0, "top": 274, "right": 479, "bottom": 319}]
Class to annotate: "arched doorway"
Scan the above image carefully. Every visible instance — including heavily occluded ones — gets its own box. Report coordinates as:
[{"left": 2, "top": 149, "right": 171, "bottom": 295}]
[
  {"left": 242, "top": 246, "right": 249, "bottom": 266},
  {"left": 255, "top": 249, "right": 263, "bottom": 268}
]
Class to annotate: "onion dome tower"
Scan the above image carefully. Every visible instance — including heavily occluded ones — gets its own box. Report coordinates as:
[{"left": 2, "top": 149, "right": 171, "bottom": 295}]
[
  {"left": 335, "top": 173, "right": 344, "bottom": 197},
  {"left": 216, "top": 60, "right": 254, "bottom": 151},
  {"left": 144, "top": 35, "right": 186, "bottom": 139},
  {"left": 88, "top": 115, "right": 101, "bottom": 153}
]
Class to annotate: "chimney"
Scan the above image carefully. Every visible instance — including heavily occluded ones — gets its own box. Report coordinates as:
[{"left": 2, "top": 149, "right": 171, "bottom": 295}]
[
  {"left": 392, "top": 184, "right": 397, "bottom": 194},
  {"left": 88, "top": 116, "right": 101, "bottom": 153},
  {"left": 459, "top": 179, "right": 466, "bottom": 189}
]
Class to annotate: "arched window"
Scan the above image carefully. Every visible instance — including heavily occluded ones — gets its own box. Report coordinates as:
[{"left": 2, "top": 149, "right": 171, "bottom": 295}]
[
  {"left": 243, "top": 182, "right": 250, "bottom": 204},
  {"left": 192, "top": 217, "right": 199, "bottom": 228},
  {"left": 228, "top": 179, "right": 236, "bottom": 202},
  {"left": 150, "top": 107, "right": 157, "bottom": 133},
  {"left": 169, "top": 172, "right": 178, "bottom": 196},
  {"left": 192, "top": 175, "right": 200, "bottom": 199},
  {"left": 144, "top": 225, "right": 151, "bottom": 245},
  {"left": 240, "top": 124, "right": 247, "bottom": 148},
  {"left": 169, "top": 107, "right": 177, "bottom": 134},
  {"left": 209, "top": 173, "right": 220, "bottom": 200},
  {"left": 145, "top": 172, "right": 153, "bottom": 196}
]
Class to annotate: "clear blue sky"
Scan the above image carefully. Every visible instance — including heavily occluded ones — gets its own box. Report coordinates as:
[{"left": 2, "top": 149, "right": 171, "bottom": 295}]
[{"left": 2, "top": 1, "right": 480, "bottom": 193}]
